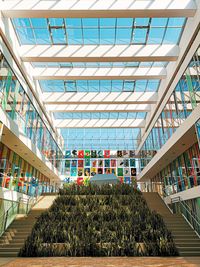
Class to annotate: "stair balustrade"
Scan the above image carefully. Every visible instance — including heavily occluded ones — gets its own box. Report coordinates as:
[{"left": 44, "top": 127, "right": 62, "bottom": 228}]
[{"left": 170, "top": 196, "right": 200, "bottom": 237}]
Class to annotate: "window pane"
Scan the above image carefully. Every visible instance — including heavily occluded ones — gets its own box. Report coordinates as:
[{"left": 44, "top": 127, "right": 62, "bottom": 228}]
[
  {"left": 67, "top": 28, "right": 83, "bottom": 44},
  {"left": 163, "top": 28, "right": 182, "bottom": 44},
  {"left": 133, "top": 28, "right": 148, "bottom": 44},
  {"left": 116, "top": 28, "right": 132, "bottom": 44},
  {"left": 66, "top": 18, "right": 82, "bottom": 28},
  {"left": 34, "top": 29, "right": 50, "bottom": 44},
  {"left": 100, "top": 18, "right": 116, "bottom": 27},
  {"left": 135, "top": 18, "right": 150, "bottom": 26},
  {"left": 31, "top": 18, "right": 48, "bottom": 28},
  {"left": 148, "top": 27, "right": 165, "bottom": 44},
  {"left": 100, "top": 28, "right": 115, "bottom": 44},
  {"left": 51, "top": 28, "right": 66, "bottom": 44},
  {"left": 16, "top": 28, "right": 35, "bottom": 44},
  {"left": 83, "top": 28, "right": 99, "bottom": 44}
]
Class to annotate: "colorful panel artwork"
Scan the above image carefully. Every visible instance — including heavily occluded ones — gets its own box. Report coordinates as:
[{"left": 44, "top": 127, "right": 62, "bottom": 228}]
[
  {"left": 84, "top": 168, "right": 90, "bottom": 176},
  {"left": 77, "top": 177, "right": 84, "bottom": 185},
  {"left": 111, "top": 159, "right": 116, "bottom": 167},
  {"left": 124, "top": 159, "right": 129, "bottom": 167},
  {"left": 124, "top": 168, "right": 130, "bottom": 176},
  {"left": 118, "top": 168, "right": 123, "bottom": 176},
  {"left": 85, "top": 158, "right": 90, "bottom": 167},
  {"left": 71, "top": 167, "right": 77, "bottom": 176},
  {"left": 97, "top": 150, "right": 103, "bottom": 158},
  {"left": 78, "top": 168, "right": 83, "bottom": 176},
  {"left": 124, "top": 177, "right": 131, "bottom": 184},
  {"left": 78, "top": 150, "right": 84, "bottom": 158},
  {"left": 78, "top": 160, "right": 84, "bottom": 167},
  {"left": 64, "top": 149, "right": 138, "bottom": 184},
  {"left": 84, "top": 150, "right": 91, "bottom": 158},
  {"left": 65, "top": 150, "right": 71, "bottom": 158},
  {"left": 130, "top": 159, "right": 136, "bottom": 167},
  {"left": 98, "top": 160, "right": 103, "bottom": 167},
  {"left": 131, "top": 168, "right": 137, "bottom": 176},
  {"left": 104, "top": 150, "right": 110, "bottom": 158},
  {"left": 117, "top": 151, "right": 123, "bottom": 157},
  {"left": 71, "top": 150, "right": 78, "bottom": 158},
  {"left": 91, "top": 160, "right": 97, "bottom": 167},
  {"left": 98, "top": 168, "right": 103, "bottom": 174},
  {"left": 91, "top": 150, "right": 97, "bottom": 158},
  {"left": 65, "top": 160, "right": 70, "bottom": 168},
  {"left": 91, "top": 168, "right": 97, "bottom": 176},
  {"left": 105, "top": 160, "right": 110, "bottom": 167}
]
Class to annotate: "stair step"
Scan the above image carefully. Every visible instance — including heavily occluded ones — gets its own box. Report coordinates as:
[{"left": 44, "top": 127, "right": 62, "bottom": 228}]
[
  {"left": 0, "top": 243, "right": 24, "bottom": 247},
  {"left": 8, "top": 239, "right": 25, "bottom": 243},
  {"left": 7, "top": 228, "right": 32, "bottom": 232},
  {"left": 179, "top": 251, "right": 200, "bottom": 256},
  {"left": 176, "top": 243, "right": 200, "bottom": 247},
  {"left": 174, "top": 238, "right": 200, "bottom": 242},
  {"left": 0, "top": 252, "right": 18, "bottom": 257},
  {"left": 0, "top": 247, "right": 20, "bottom": 252}
]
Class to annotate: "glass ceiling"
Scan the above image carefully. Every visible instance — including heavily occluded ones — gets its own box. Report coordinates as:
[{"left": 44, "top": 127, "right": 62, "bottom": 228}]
[
  {"left": 61, "top": 128, "right": 141, "bottom": 150},
  {"left": 40, "top": 79, "right": 160, "bottom": 93},
  {"left": 53, "top": 112, "right": 147, "bottom": 120},
  {"left": 10, "top": 15, "right": 188, "bottom": 150},
  {"left": 13, "top": 17, "right": 186, "bottom": 45},
  {"left": 32, "top": 62, "right": 169, "bottom": 68}
]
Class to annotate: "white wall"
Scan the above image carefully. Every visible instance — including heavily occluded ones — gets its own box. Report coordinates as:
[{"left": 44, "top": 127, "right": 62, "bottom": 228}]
[
  {"left": 0, "top": 187, "right": 29, "bottom": 202},
  {"left": 164, "top": 185, "right": 200, "bottom": 204}
]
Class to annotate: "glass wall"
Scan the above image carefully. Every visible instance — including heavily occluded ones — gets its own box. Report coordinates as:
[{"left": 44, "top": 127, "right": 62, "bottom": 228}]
[
  {"left": 151, "top": 142, "right": 200, "bottom": 196},
  {"left": 140, "top": 46, "right": 200, "bottom": 170},
  {"left": 0, "top": 51, "right": 63, "bottom": 169},
  {"left": 0, "top": 142, "right": 51, "bottom": 197}
]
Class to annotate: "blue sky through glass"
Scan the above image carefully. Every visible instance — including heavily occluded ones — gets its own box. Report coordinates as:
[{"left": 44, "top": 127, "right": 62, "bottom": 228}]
[
  {"left": 12, "top": 17, "right": 186, "bottom": 45},
  {"left": 40, "top": 79, "right": 160, "bottom": 92},
  {"left": 32, "top": 61, "right": 168, "bottom": 68},
  {"left": 61, "top": 128, "right": 141, "bottom": 150},
  {"left": 53, "top": 112, "right": 147, "bottom": 120}
]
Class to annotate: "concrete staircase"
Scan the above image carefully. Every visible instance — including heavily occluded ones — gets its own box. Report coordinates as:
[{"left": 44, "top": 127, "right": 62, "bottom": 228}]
[
  {"left": 143, "top": 192, "right": 200, "bottom": 256},
  {"left": 0, "top": 195, "right": 57, "bottom": 257}
]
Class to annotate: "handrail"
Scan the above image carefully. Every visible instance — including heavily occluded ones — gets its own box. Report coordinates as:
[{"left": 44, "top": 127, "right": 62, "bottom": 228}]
[{"left": 171, "top": 196, "right": 200, "bottom": 237}]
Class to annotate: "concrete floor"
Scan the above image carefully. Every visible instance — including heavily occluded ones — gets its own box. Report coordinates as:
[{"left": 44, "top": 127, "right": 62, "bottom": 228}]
[{"left": 0, "top": 257, "right": 200, "bottom": 267}]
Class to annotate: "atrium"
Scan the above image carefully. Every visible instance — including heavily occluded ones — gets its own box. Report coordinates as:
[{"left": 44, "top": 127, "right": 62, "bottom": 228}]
[{"left": 0, "top": 0, "right": 200, "bottom": 266}]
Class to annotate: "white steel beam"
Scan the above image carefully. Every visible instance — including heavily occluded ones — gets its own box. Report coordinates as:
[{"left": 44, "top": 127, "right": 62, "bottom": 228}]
[
  {"left": 0, "top": 0, "right": 196, "bottom": 18},
  {"left": 54, "top": 118, "right": 146, "bottom": 128},
  {"left": 46, "top": 103, "right": 152, "bottom": 113},
  {"left": 33, "top": 67, "right": 166, "bottom": 80},
  {"left": 20, "top": 44, "right": 179, "bottom": 62},
  {"left": 43, "top": 92, "right": 158, "bottom": 104}
]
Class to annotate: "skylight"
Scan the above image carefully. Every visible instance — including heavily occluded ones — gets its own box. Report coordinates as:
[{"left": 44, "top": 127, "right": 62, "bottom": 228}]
[
  {"left": 40, "top": 79, "right": 160, "bottom": 92},
  {"left": 13, "top": 17, "right": 186, "bottom": 45}
]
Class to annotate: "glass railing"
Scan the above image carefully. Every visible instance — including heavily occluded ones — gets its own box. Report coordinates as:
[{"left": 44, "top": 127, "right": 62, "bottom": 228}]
[
  {"left": 163, "top": 175, "right": 200, "bottom": 196},
  {"left": 0, "top": 196, "right": 36, "bottom": 237}
]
